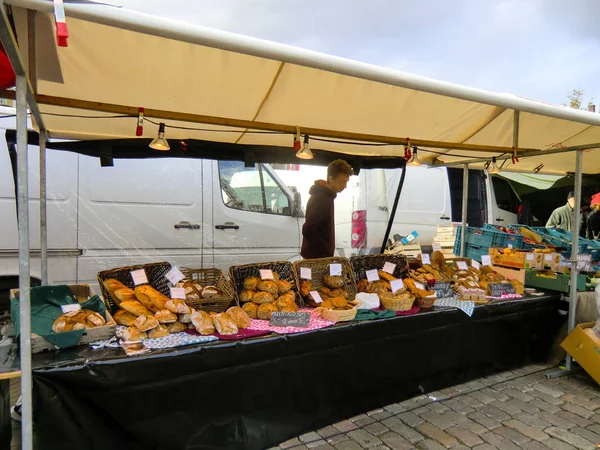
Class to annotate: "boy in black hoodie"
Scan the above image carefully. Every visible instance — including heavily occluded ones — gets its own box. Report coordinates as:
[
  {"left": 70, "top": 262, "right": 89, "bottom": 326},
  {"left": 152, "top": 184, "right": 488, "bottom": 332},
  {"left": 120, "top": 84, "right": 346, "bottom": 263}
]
[{"left": 301, "top": 159, "right": 353, "bottom": 259}]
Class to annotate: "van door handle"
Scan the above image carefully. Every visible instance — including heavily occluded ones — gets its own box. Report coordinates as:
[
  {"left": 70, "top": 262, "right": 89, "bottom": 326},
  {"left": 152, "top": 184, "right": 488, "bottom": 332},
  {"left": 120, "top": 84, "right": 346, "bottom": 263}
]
[
  {"left": 440, "top": 216, "right": 450, "bottom": 220},
  {"left": 496, "top": 218, "right": 505, "bottom": 222},
  {"left": 215, "top": 223, "right": 240, "bottom": 230},
  {"left": 174, "top": 221, "right": 201, "bottom": 230}
]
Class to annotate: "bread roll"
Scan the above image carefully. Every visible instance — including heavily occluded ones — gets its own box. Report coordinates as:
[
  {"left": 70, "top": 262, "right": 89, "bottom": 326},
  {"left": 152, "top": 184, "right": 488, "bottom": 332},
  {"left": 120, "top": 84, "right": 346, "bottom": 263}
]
[
  {"left": 277, "top": 279, "right": 293, "bottom": 295},
  {"left": 123, "top": 326, "right": 147, "bottom": 342},
  {"left": 278, "top": 291, "right": 296, "bottom": 304},
  {"left": 167, "top": 322, "right": 187, "bottom": 333},
  {"left": 212, "top": 313, "right": 238, "bottom": 335},
  {"left": 242, "top": 302, "right": 258, "bottom": 319},
  {"left": 239, "top": 290, "right": 255, "bottom": 303},
  {"left": 148, "top": 324, "right": 170, "bottom": 339},
  {"left": 191, "top": 310, "right": 215, "bottom": 335},
  {"left": 258, "top": 281, "right": 278, "bottom": 296},
  {"left": 226, "top": 306, "right": 251, "bottom": 329},
  {"left": 243, "top": 276, "right": 261, "bottom": 291},
  {"left": 120, "top": 300, "right": 152, "bottom": 317},
  {"left": 178, "top": 312, "right": 193, "bottom": 323},
  {"left": 165, "top": 299, "right": 192, "bottom": 314},
  {"left": 324, "top": 275, "right": 344, "bottom": 289},
  {"left": 155, "top": 309, "right": 177, "bottom": 324},
  {"left": 114, "top": 309, "right": 138, "bottom": 326},
  {"left": 133, "top": 314, "right": 159, "bottom": 332},
  {"left": 252, "top": 292, "right": 274, "bottom": 305},
  {"left": 276, "top": 297, "right": 297, "bottom": 312},
  {"left": 176, "top": 280, "right": 203, "bottom": 300},
  {"left": 201, "top": 286, "right": 221, "bottom": 299},
  {"left": 257, "top": 303, "right": 278, "bottom": 320},
  {"left": 279, "top": 305, "right": 298, "bottom": 313},
  {"left": 134, "top": 285, "right": 169, "bottom": 311}
]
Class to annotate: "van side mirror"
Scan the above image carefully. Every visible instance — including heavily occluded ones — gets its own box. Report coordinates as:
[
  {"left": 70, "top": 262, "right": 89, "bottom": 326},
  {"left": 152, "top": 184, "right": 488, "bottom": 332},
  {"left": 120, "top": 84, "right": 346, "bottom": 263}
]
[{"left": 292, "top": 189, "right": 304, "bottom": 217}]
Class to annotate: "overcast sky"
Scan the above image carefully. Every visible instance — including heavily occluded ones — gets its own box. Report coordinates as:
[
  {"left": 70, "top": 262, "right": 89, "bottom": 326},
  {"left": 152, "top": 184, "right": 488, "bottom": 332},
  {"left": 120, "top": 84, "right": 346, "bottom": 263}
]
[{"left": 116, "top": 0, "right": 598, "bottom": 108}]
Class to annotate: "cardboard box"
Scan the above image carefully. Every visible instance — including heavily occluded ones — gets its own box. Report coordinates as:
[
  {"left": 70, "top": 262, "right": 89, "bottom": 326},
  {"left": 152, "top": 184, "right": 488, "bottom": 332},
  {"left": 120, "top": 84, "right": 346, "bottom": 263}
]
[
  {"left": 491, "top": 265, "right": 527, "bottom": 284},
  {"left": 488, "top": 248, "right": 543, "bottom": 270},
  {"left": 562, "top": 323, "right": 600, "bottom": 385},
  {"left": 542, "top": 252, "right": 562, "bottom": 271}
]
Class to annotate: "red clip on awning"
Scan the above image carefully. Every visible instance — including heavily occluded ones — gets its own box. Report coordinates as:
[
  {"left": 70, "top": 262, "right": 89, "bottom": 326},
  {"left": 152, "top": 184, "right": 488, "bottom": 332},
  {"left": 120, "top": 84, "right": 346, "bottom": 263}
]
[{"left": 53, "top": 0, "right": 68, "bottom": 47}]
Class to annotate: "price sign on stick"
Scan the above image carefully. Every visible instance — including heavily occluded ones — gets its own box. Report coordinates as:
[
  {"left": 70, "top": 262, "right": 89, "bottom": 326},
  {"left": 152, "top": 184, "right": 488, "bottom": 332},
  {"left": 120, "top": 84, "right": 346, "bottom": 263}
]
[
  {"left": 421, "top": 254, "right": 431, "bottom": 264},
  {"left": 300, "top": 267, "right": 312, "bottom": 280},
  {"left": 131, "top": 269, "right": 148, "bottom": 286},
  {"left": 432, "top": 242, "right": 442, "bottom": 252},
  {"left": 309, "top": 291, "right": 323, "bottom": 304},
  {"left": 170, "top": 287, "right": 186, "bottom": 299},
  {"left": 457, "top": 261, "right": 469, "bottom": 271},
  {"left": 391, "top": 279, "right": 405, "bottom": 293},
  {"left": 329, "top": 264, "right": 342, "bottom": 276},
  {"left": 260, "top": 269, "right": 274, "bottom": 280},
  {"left": 382, "top": 262, "right": 396, "bottom": 275},
  {"left": 481, "top": 255, "right": 492, "bottom": 266},
  {"left": 471, "top": 260, "right": 480, "bottom": 270},
  {"left": 366, "top": 269, "right": 380, "bottom": 282},
  {"left": 165, "top": 267, "right": 185, "bottom": 285}
]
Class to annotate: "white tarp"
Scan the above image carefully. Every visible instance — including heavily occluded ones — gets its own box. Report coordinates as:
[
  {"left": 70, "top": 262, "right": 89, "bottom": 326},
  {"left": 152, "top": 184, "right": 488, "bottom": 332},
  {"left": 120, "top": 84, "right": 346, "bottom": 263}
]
[{"left": 5, "top": 0, "right": 600, "bottom": 174}]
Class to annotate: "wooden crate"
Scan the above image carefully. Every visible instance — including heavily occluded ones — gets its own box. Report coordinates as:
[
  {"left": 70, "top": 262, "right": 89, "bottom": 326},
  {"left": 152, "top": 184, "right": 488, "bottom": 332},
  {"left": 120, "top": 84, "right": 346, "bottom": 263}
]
[{"left": 10, "top": 285, "right": 115, "bottom": 353}]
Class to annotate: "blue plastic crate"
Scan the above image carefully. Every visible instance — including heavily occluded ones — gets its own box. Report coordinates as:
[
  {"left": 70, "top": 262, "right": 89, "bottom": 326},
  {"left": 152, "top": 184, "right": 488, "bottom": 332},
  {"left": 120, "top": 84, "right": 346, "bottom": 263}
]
[
  {"left": 457, "top": 225, "right": 524, "bottom": 249},
  {"left": 482, "top": 224, "right": 526, "bottom": 248},
  {"left": 543, "top": 228, "right": 600, "bottom": 261},
  {"left": 505, "top": 224, "right": 550, "bottom": 250},
  {"left": 453, "top": 239, "right": 488, "bottom": 262}
]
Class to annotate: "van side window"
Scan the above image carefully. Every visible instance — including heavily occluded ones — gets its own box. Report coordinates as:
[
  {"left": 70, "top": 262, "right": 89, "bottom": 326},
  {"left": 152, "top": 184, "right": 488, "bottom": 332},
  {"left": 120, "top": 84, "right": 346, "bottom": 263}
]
[
  {"left": 492, "top": 176, "right": 519, "bottom": 214},
  {"left": 218, "top": 161, "right": 292, "bottom": 215}
]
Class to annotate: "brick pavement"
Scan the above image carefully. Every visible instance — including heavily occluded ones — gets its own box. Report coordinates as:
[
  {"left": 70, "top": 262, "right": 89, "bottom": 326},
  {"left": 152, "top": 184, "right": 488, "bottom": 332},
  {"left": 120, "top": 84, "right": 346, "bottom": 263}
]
[{"left": 275, "top": 365, "right": 600, "bottom": 450}]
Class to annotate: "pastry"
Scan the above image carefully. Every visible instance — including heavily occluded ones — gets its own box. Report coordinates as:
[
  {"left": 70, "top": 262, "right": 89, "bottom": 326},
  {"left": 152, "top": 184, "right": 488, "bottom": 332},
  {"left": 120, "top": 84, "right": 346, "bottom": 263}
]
[
  {"left": 378, "top": 271, "right": 397, "bottom": 282},
  {"left": 148, "top": 324, "right": 170, "bottom": 339},
  {"left": 113, "top": 309, "right": 138, "bottom": 326},
  {"left": 167, "top": 322, "right": 187, "bottom": 333},
  {"left": 119, "top": 300, "right": 152, "bottom": 317},
  {"left": 165, "top": 299, "right": 192, "bottom": 315},
  {"left": 242, "top": 302, "right": 258, "bottom": 319},
  {"left": 277, "top": 279, "right": 293, "bottom": 295},
  {"left": 276, "top": 297, "right": 298, "bottom": 312},
  {"left": 123, "top": 326, "right": 147, "bottom": 342},
  {"left": 324, "top": 274, "right": 344, "bottom": 289},
  {"left": 133, "top": 314, "right": 159, "bottom": 332},
  {"left": 191, "top": 310, "right": 215, "bottom": 335},
  {"left": 357, "top": 279, "right": 369, "bottom": 293},
  {"left": 320, "top": 299, "right": 334, "bottom": 310},
  {"left": 155, "top": 309, "right": 177, "bottom": 324},
  {"left": 257, "top": 303, "right": 278, "bottom": 320},
  {"left": 279, "top": 305, "right": 298, "bottom": 313},
  {"left": 226, "top": 306, "right": 251, "bottom": 329},
  {"left": 252, "top": 292, "right": 275, "bottom": 305},
  {"left": 134, "top": 285, "right": 169, "bottom": 311},
  {"left": 243, "top": 276, "right": 261, "bottom": 291},
  {"left": 331, "top": 288, "right": 349, "bottom": 299},
  {"left": 212, "top": 313, "right": 239, "bottom": 335},
  {"left": 278, "top": 291, "right": 296, "bottom": 304},
  {"left": 258, "top": 280, "right": 278, "bottom": 296},
  {"left": 201, "top": 286, "right": 221, "bottom": 299},
  {"left": 113, "top": 288, "right": 137, "bottom": 304},
  {"left": 178, "top": 312, "right": 193, "bottom": 323},
  {"left": 320, "top": 287, "right": 334, "bottom": 297},
  {"left": 331, "top": 296, "right": 348, "bottom": 309},
  {"left": 300, "top": 280, "right": 312, "bottom": 297},
  {"left": 239, "top": 290, "right": 255, "bottom": 303}
]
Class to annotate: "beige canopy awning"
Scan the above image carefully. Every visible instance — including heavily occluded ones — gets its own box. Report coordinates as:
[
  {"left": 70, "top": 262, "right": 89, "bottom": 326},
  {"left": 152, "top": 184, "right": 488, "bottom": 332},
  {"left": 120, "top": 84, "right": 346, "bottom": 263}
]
[{"left": 4, "top": 0, "right": 600, "bottom": 174}]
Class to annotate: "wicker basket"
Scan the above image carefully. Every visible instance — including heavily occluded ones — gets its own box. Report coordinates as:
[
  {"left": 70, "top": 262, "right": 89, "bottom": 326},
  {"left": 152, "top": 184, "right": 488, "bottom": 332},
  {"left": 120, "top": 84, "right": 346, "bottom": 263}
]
[
  {"left": 318, "top": 300, "right": 360, "bottom": 322},
  {"left": 379, "top": 292, "right": 415, "bottom": 312},
  {"left": 350, "top": 253, "right": 409, "bottom": 282},
  {"left": 293, "top": 257, "right": 357, "bottom": 300},
  {"left": 416, "top": 295, "right": 436, "bottom": 309},
  {"left": 97, "top": 261, "right": 172, "bottom": 311},
  {"left": 229, "top": 261, "right": 302, "bottom": 307},
  {"left": 180, "top": 267, "right": 236, "bottom": 312}
]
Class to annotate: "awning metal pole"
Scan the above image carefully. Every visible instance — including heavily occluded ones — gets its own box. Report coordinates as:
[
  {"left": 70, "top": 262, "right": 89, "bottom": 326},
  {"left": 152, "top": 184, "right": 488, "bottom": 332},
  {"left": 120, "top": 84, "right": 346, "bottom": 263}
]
[
  {"left": 513, "top": 110, "right": 520, "bottom": 151},
  {"left": 40, "top": 129, "right": 47, "bottom": 285},
  {"left": 460, "top": 163, "right": 468, "bottom": 256},
  {"left": 16, "top": 73, "right": 33, "bottom": 450},
  {"left": 566, "top": 149, "right": 583, "bottom": 371}
]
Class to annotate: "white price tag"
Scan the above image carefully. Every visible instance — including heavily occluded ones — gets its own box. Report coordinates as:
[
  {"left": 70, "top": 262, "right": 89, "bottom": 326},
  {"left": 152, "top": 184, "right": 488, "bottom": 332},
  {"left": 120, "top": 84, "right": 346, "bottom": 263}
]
[
  {"left": 457, "top": 261, "right": 469, "bottom": 271},
  {"left": 170, "top": 287, "right": 186, "bottom": 299},
  {"left": 366, "top": 269, "right": 380, "bottom": 282},
  {"left": 544, "top": 254, "right": 553, "bottom": 261},
  {"left": 165, "top": 266, "right": 185, "bottom": 285},
  {"left": 415, "top": 281, "right": 425, "bottom": 290},
  {"left": 130, "top": 269, "right": 148, "bottom": 286},
  {"left": 61, "top": 303, "right": 81, "bottom": 313},
  {"left": 526, "top": 253, "right": 534, "bottom": 260},
  {"left": 309, "top": 291, "right": 323, "bottom": 304},
  {"left": 382, "top": 262, "right": 397, "bottom": 275},
  {"left": 260, "top": 269, "right": 274, "bottom": 280},
  {"left": 432, "top": 242, "right": 442, "bottom": 252},
  {"left": 391, "top": 279, "right": 405, "bottom": 293},
  {"left": 329, "top": 264, "right": 342, "bottom": 276},
  {"left": 471, "top": 260, "right": 480, "bottom": 270},
  {"left": 508, "top": 244, "right": 513, "bottom": 249},
  {"left": 300, "top": 267, "right": 312, "bottom": 280},
  {"left": 481, "top": 255, "right": 492, "bottom": 266},
  {"left": 421, "top": 253, "right": 431, "bottom": 264}
]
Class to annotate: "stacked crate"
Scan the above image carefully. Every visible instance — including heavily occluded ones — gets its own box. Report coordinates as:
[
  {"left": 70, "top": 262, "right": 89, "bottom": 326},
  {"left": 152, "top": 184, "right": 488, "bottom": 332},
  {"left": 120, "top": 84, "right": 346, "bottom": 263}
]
[{"left": 433, "top": 223, "right": 461, "bottom": 257}]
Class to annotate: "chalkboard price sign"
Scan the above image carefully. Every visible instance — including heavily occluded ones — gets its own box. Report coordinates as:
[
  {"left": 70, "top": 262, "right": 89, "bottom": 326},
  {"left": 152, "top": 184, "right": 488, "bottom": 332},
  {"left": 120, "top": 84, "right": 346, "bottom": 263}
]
[
  {"left": 488, "top": 283, "right": 516, "bottom": 297},
  {"left": 432, "top": 281, "right": 453, "bottom": 299},
  {"left": 269, "top": 312, "right": 311, "bottom": 328}
]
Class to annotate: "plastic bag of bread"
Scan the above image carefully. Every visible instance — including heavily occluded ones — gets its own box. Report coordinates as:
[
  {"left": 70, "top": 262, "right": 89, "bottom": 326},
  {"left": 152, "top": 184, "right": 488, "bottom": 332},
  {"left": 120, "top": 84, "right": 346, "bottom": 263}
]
[
  {"left": 226, "top": 306, "right": 251, "bottom": 329},
  {"left": 148, "top": 324, "right": 170, "bottom": 339},
  {"left": 165, "top": 299, "right": 192, "bottom": 314},
  {"left": 191, "top": 310, "right": 215, "bottom": 335},
  {"left": 113, "top": 309, "right": 137, "bottom": 326},
  {"left": 258, "top": 280, "right": 278, "bottom": 296},
  {"left": 212, "top": 313, "right": 239, "bottom": 335},
  {"left": 277, "top": 279, "right": 292, "bottom": 295},
  {"left": 134, "top": 285, "right": 169, "bottom": 311},
  {"left": 257, "top": 303, "right": 278, "bottom": 320},
  {"left": 252, "top": 292, "right": 274, "bottom": 305},
  {"left": 154, "top": 309, "right": 177, "bottom": 324},
  {"left": 242, "top": 302, "right": 258, "bottom": 319},
  {"left": 123, "top": 326, "right": 147, "bottom": 342},
  {"left": 119, "top": 300, "right": 152, "bottom": 317},
  {"left": 243, "top": 276, "right": 261, "bottom": 291},
  {"left": 133, "top": 315, "right": 159, "bottom": 332},
  {"left": 167, "top": 322, "right": 187, "bottom": 333},
  {"left": 239, "top": 290, "right": 255, "bottom": 303}
]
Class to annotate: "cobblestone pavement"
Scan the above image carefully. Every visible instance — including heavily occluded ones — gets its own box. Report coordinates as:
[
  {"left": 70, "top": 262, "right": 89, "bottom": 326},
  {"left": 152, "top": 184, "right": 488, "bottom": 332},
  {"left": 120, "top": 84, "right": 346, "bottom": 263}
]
[{"left": 275, "top": 364, "right": 600, "bottom": 450}]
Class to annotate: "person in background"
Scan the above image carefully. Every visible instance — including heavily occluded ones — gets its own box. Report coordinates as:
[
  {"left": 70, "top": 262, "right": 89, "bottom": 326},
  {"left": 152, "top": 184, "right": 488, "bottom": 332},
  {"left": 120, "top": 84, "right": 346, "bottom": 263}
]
[
  {"left": 588, "top": 193, "right": 600, "bottom": 240},
  {"left": 301, "top": 159, "right": 353, "bottom": 259},
  {"left": 546, "top": 191, "right": 575, "bottom": 231}
]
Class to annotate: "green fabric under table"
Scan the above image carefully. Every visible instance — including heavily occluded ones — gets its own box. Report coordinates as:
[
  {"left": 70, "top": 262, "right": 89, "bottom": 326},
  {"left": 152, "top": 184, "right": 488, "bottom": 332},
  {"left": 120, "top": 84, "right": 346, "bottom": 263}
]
[
  {"left": 11, "top": 285, "right": 107, "bottom": 349},
  {"left": 352, "top": 309, "right": 396, "bottom": 321}
]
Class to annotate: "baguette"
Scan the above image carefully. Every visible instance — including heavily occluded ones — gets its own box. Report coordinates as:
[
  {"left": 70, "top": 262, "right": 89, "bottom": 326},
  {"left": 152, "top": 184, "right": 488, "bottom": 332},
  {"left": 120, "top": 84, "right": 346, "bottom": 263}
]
[
  {"left": 114, "top": 288, "right": 138, "bottom": 304},
  {"left": 134, "top": 285, "right": 168, "bottom": 311},
  {"left": 113, "top": 309, "right": 138, "bottom": 326},
  {"left": 378, "top": 271, "right": 397, "bottom": 282},
  {"left": 119, "top": 300, "right": 152, "bottom": 317}
]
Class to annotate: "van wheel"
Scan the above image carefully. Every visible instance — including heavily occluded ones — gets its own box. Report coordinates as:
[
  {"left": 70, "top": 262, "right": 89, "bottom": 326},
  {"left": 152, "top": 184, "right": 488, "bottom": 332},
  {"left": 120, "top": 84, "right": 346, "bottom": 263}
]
[{"left": 0, "top": 277, "right": 41, "bottom": 313}]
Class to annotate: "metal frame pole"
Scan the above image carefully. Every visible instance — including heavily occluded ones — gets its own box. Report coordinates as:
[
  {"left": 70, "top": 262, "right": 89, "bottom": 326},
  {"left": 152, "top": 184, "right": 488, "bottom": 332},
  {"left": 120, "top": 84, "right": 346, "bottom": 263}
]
[
  {"left": 460, "top": 163, "right": 468, "bottom": 256},
  {"left": 513, "top": 110, "right": 520, "bottom": 151},
  {"left": 40, "top": 129, "right": 47, "bottom": 285},
  {"left": 16, "top": 73, "right": 33, "bottom": 450}
]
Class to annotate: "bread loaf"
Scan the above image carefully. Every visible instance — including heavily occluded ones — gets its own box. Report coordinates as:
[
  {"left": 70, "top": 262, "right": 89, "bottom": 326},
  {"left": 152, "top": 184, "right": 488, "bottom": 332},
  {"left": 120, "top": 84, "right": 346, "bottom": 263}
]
[
  {"left": 103, "top": 279, "right": 129, "bottom": 299},
  {"left": 252, "top": 292, "right": 274, "bottom": 305},
  {"left": 167, "top": 322, "right": 187, "bottom": 333},
  {"left": 239, "top": 290, "right": 255, "bottom": 303},
  {"left": 113, "top": 309, "right": 137, "bottom": 326},
  {"left": 148, "top": 324, "right": 170, "bottom": 339},
  {"left": 133, "top": 314, "right": 160, "bottom": 332},
  {"left": 165, "top": 299, "right": 192, "bottom": 314},
  {"left": 257, "top": 303, "right": 278, "bottom": 320},
  {"left": 191, "top": 310, "right": 215, "bottom": 335},
  {"left": 242, "top": 302, "right": 258, "bottom": 319},
  {"left": 154, "top": 309, "right": 177, "bottom": 324},
  {"left": 113, "top": 288, "right": 137, "bottom": 305},
  {"left": 123, "top": 326, "right": 147, "bottom": 342},
  {"left": 226, "top": 306, "right": 251, "bottom": 329},
  {"left": 120, "top": 300, "right": 152, "bottom": 317},
  {"left": 134, "top": 285, "right": 168, "bottom": 311},
  {"left": 212, "top": 313, "right": 238, "bottom": 335}
]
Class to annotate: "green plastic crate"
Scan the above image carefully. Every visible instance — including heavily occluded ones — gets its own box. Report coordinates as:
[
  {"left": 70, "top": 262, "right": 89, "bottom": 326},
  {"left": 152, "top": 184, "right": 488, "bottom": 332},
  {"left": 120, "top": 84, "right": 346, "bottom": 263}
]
[{"left": 524, "top": 269, "right": 586, "bottom": 293}]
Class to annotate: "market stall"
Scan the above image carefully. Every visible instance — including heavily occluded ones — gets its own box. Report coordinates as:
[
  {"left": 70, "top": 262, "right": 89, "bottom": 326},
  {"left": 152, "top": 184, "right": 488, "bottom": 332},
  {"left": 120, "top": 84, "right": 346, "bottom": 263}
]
[{"left": 1, "top": 1, "right": 600, "bottom": 449}]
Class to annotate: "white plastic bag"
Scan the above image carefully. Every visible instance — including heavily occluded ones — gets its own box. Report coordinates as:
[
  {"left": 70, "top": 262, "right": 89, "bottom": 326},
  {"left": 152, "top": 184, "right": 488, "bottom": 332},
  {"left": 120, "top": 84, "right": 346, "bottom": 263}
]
[{"left": 355, "top": 293, "right": 380, "bottom": 310}]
